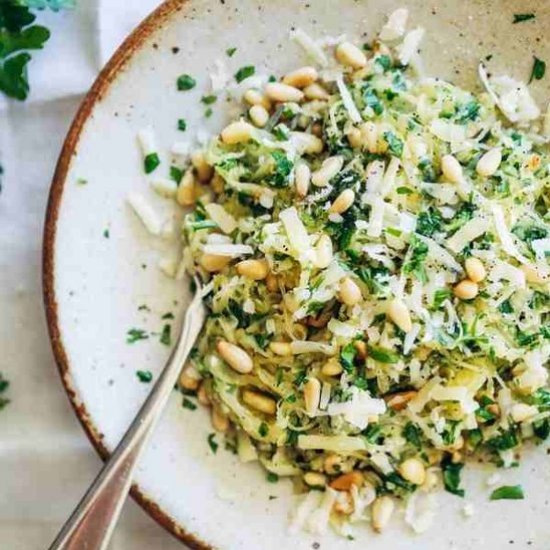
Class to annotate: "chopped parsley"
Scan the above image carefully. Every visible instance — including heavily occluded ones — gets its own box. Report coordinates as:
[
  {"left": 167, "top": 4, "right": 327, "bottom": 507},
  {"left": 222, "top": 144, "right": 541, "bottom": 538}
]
[
  {"left": 204, "top": 107, "right": 213, "bottom": 118},
  {"left": 266, "top": 472, "right": 279, "bottom": 483},
  {"left": 201, "top": 94, "right": 217, "bottom": 105},
  {"left": 177, "top": 118, "right": 187, "bottom": 131},
  {"left": 403, "top": 236, "right": 429, "bottom": 283},
  {"left": 234, "top": 65, "right": 255, "bottom": 83},
  {"left": 513, "top": 13, "right": 536, "bottom": 24},
  {"left": 258, "top": 422, "right": 269, "bottom": 437},
  {"left": 529, "top": 56, "right": 546, "bottom": 83},
  {"left": 490, "top": 485, "right": 524, "bottom": 501},
  {"left": 176, "top": 73, "right": 196, "bottom": 91},
  {"left": 182, "top": 397, "right": 197, "bottom": 411},
  {"left": 160, "top": 324, "right": 172, "bottom": 346},
  {"left": 367, "top": 345, "right": 400, "bottom": 364},
  {"left": 442, "top": 457, "right": 465, "bottom": 497},
  {"left": 383, "top": 131, "right": 404, "bottom": 157},
  {"left": 126, "top": 328, "right": 149, "bottom": 343},
  {"left": 136, "top": 370, "right": 153, "bottom": 383},
  {"left": 207, "top": 433, "right": 218, "bottom": 453},
  {"left": 144, "top": 152, "right": 160, "bottom": 174},
  {"left": 226, "top": 46, "right": 237, "bottom": 57},
  {"left": 0, "top": 373, "right": 10, "bottom": 410},
  {"left": 170, "top": 165, "right": 183, "bottom": 183}
]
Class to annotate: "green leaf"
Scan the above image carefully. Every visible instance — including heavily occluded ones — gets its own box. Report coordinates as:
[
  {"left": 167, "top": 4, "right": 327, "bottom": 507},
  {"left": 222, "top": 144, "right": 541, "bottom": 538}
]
[
  {"left": 0, "top": 52, "right": 31, "bottom": 100},
  {"left": 0, "top": 25, "right": 50, "bottom": 58},
  {"left": 513, "top": 13, "right": 535, "bottom": 24},
  {"left": 339, "top": 342, "right": 357, "bottom": 372},
  {"left": 403, "top": 422, "right": 422, "bottom": 449},
  {"left": 383, "top": 131, "right": 403, "bottom": 157},
  {"left": 490, "top": 485, "right": 524, "bottom": 500},
  {"left": 136, "top": 370, "right": 153, "bottom": 383},
  {"left": 177, "top": 118, "right": 187, "bottom": 131},
  {"left": 442, "top": 457, "right": 465, "bottom": 497},
  {"left": 176, "top": 73, "right": 196, "bottom": 91},
  {"left": 367, "top": 345, "right": 400, "bottom": 364},
  {"left": 226, "top": 46, "right": 237, "bottom": 57},
  {"left": 0, "top": 4, "right": 35, "bottom": 33},
  {"left": 268, "top": 150, "right": 293, "bottom": 187},
  {"left": 529, "top": 56, "right": 546, "bottom": 83},
  {"left": 234, "top": 65, "right": 255, "bottom": 83},
  {"left": 432, "top": 288, "right": 451, "bottom": 309},
  {"left": 403, "top": 236, "right": 429, "bottom": 283},
  {"left": 126, "top": 328, "right": 149, "bottom": 344},
  {"left": 207, "top": 433, "right": 218, "bottom": 453},
  {"left": 144, "top": 152, "right": 160, "bottom": 174},
  {"left": 182, "top": 397, "right": 197, "bottom": 410},
  {"left": 160, "top": 324, "right": 172, "bottom": 346},
  {"left": 201, "top": 94, "right": 217, "bottom": 105},
  {"left": 258, "top": 422, "right": 269, "bottom": 437},
  {"left": 416, "top": 207, "right": 443, "bottom": 237},
  {"left": 266, "top": 472, "right": 279, "bottom": 483},
  {"left": 375, "top": 54, "right": 392, "bottom": 71}
]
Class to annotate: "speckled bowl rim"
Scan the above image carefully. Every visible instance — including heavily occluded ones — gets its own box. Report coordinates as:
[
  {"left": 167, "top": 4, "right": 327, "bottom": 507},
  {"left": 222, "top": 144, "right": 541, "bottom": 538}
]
[{"left": 42, "top": 1, "right": 211, "bottom": 548}]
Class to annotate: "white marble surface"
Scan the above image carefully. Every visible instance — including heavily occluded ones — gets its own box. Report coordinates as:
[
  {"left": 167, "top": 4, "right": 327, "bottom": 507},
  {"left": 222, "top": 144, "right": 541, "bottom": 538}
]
[{"left": 0, "top": 2, "right": 185, "bottom": 548}]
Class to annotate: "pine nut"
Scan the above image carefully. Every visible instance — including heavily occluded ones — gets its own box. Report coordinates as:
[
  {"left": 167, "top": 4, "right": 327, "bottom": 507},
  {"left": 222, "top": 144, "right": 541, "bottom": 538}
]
[
  {"left": 200, "top": 253, "right": 231, "bottom": 272},
  {"left": 464, "top": 257, "right": 486, "bottom": 283},
  {"left": 191, "top": 150, "right": 213, "bottom": 182},
  {"left": 322, "top": 358, "right": 343, "bottom": 377},
  {"left": 242, "top": 389, "right": 277, "bottom": 415},
  {"left": 372, "top": 496, "right": 395, "bottom": 533},
  {"left": 510, "top": 403, "right": 538, "bottom": 423},
  {"left": 338, "top": 277, "right": 362, "bottom": 306},
  {"left": 176, "top": 170, "right": 196, "bottom": 206},
  {"left": 385, "top": 390, "right": 417, "bottom": 411},
  {"left": 387, "top": 298, "right": 412, "bottom": 333},
  {"left": 329, "top": 189, "right": 355, "bottom": 214},
  {"left": 295, "top": 162, "right": 311, "bottom": 197},
  {"left": 334, "top": 492, "right": 354, "bottom": 514},
  {"left": 311, "top": 156, "right": 344, "bottom": 187},
  {"left": 398, "top": 457, "right": 426, "bottom": 485},
  {"left": 360, "top": 122, "right": 378, "bottom": 153},
  {"left": 476, "top": 147, "right": 502, "bottom": 177},
  {"left": 324, "top": 454, "right": 343, "bottom": 475},
  {"left": 249, "top": 105, "right": 269, "bottom": 128},
  {"left": 440, "top": 154, "right": 463, "bottom": 183},
  {"left": 330, "top": 471, "right": 363, "bottom": 491},
  {"left": 266, "top": 273, "right": 279, "bottom": 292},
  {"left": 347, "top": 127, "right": 363, "bottom": 148},
  {"left": 221, "top": 120, "right": 255, "bottom": 144},
  {"left": 303, "top": 471, "right": 327, "bottom": 487},
  {"left": 311, "top": 123, "right": 323, "bottom": 137},
  {"left": 269, "top": 341, "right": 292, "bottom": 356},
  {"left": 354, "top": 340, "right": 367, "bottom": 359},
  {"left": 521, "top": 264, "right": 547, "bottom": 284},
  {"left": 211, "top": 173, "right": 224, "bottom": 194},
  {"left": 314, "top": 234, "right": 333, "bottom": 269},
  {"left": 453, "top": 279, "right": 479, "bottom": 300},
  {"left": 243, "top": 88, "right": 271, "bottom": 110},
  {"left": 236, "top": 259, "right": 269, "bottom": 280},
  {"left": 264, "top": 82, "right": 304, "bottom": 103},
  {"left": 216, "top": 340, "right": 254, "bottom": 374},
  {"left": 335, "top": 41, "right": 367, "bottom": 69},
  {"left": 197, "top": 383, "right": 211, "bottom": 406},
  {"left": 304, "top": 83, "right": 330, "bottom": 101},
  {"left": 283, "top": 66, "right": 318, "bottom": 88},
  {"left": 211, "top": 406, "right": 229, "bottom": 432},
  {"left": 293, "top": 131, "right": 324, "bottom": 154},
  {"left": 304, "top": 377, "right": 321, "bottom": 416},
  {"left": 179, "top": 366, "right": 201, "bottom": 391}
]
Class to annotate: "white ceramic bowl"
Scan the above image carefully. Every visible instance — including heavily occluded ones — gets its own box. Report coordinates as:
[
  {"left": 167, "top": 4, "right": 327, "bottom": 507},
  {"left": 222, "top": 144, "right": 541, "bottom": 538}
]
[{"left": 44, "top": 1, "right": 550, "bottom": 548}]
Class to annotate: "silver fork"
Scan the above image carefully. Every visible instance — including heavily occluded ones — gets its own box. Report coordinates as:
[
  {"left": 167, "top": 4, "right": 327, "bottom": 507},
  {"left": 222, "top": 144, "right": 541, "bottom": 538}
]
[{"left": 48, "top": 277, "right": 206, "bottom": 550}]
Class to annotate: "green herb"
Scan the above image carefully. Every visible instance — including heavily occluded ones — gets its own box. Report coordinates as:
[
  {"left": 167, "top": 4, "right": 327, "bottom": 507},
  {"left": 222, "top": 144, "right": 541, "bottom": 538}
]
[
  {"left": 498, "top": 299, "right": 513, "bottom": 314},
  {"left": 160, "top": 324, "right": 171, "bottom": 346},
  {"left": 367, "top": 345, "right": 400, "bottom": 364},
  {"left": 226, "top": 46, "right": 237, "bottom": 57},
  {"left": 207, "top": 433, "right": 218, "bottom": 453},
  {"left": 416, "top": 207, "right": 443, "bottom": 237},
  {"left": 490, "top": 485, "right": 524, "bottom": 500},
  {"left": 162, "top": 312, "right": 175, "bottom": 320},
  {"left": 529, "top": 56, "right": 546, "bottom": 83},
  {"left": 170, "top": 166, "right": 183, "bottom": 183},
  {"left": 455, "top": 101, "right": 480, "bottom": 123},
  {"left": 268, "top": 150, "right": 293, "bottom": 187},
  {"left": 201, "top": 94, "right": 217, "bottom": 105},
  {"left": 383, "top": 131, "right": 404, "bottom": 157},
  {"left": 136, "top": 370, "right": 153, "bottom": 383},
  {"left": 442, "top": 457, "right": 465, "bottom": 497},
  {"left": 513, "top": 13, "right": 535, "bottom": 24},
  {"left": 396, "top": 186, "right": 413, "bottom": 195},
  {"left": 272, "top": 123, "right": 289, "bottom": 141},
  {"left": 76, "top": 177, "right": 88, "bottom": 185},
  {"left": 0, "top": 373, "right": 10, "bottom": 411},
  {"left": 266, "top": 472, "right": 279, "bottom": 483},
  {"left": 144, "top": 152, "right": 160, "bottom": 174},
  {"left": 363, "top": 87, "right": 383, "bottom": 115},
  {"left": 403, "top": 236, "right": 429, "bottom": 283},
  {"left": 126, "top": 328, "right": 149, "bottom": 343},
  {"left": 176, "top": 73, "right": 196, "bottom": 91},
  {"left": 340, "top": 342, "right": 357, "bottom": 372},
  {"left": 259, "top": 422, "right": 269, "bottom": 437},
  {"left": 286, "top": 429, "right": 299, "bottom": 445},
  {"left": 487, "top": 429, "right": 518, "bottom": 451},
  {"left": 403, "top": 422, "right": 422, "bottom": 448},
  {"left": 432, "top": 288, "right": 451, "bottom": 309},
  {"left": 234, "top": 65, "right": 255, "bottom": 83},
  {"left": 375, "top": 54, "right": 392, "bottom": 71},
  {"left": 182, "top": 397, "right": 197, "bottom": 410},
  {"left": 103, "top": 228, "right": 110, "bottom": 239},
  {"left": 177, "top": 118, "right": 187, "bottom": 131},
  {"left": 204, "top": 107, "right": 213, "bottom": 118},
  {"left": 137, "top": 304, "right": 150, "bottom": 312}
]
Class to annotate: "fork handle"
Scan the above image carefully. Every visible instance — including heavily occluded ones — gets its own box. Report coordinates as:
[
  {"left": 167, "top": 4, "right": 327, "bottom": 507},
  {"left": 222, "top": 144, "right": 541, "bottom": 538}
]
[{"left": 48, "top": 290, "right": 205, "bottom": 550}]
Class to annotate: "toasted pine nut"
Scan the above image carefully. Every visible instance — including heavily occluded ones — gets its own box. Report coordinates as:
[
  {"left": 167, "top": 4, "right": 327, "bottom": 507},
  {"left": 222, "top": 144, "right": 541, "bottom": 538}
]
[
  {"left": 216, "top": 340, "right": 254, "bottom": 374},
  {"left": 322, "top": 358, "right": 343, "bottom": 377},
  {"left": 398, "top": 457, "right": 426, "bottom": 486},
  {"left": 311, "top": 156, "right": 344, "bottom": 187},
  {"left": 372, "top": 496, "right": 395, "bottom": 533},
  {"left": 387, "top": 298, "right": 412, "bottom": 333},
  {"left": 453, "top": 279, "right": 479, "bottom": 300},
  {"left": 269, "top": 341, "right": 292, "bottom": 356},
  {"left": 211, "top": 406, "right": 229, "bottom": 432},
  {"left": 199, "top": 253, "right": 230, "bottom": 272},
  {"left": 510, "top": 403, "right": 538, "bottom": 423},
  {"left": 329, "top": 189, "right": 355, "bottom": 214},
  {"left": 211, "top": 173, "right": 224, "bottom": 194},
  {"left": 335, "top": 41, "right": 367, "bottom": 69},
  {"left": 191, "top": 150, "right": 213, "bottom": 182},
  {"left": 330, "top": 471, "right": 363, "bottom": 491},
  {"left": 249, "top": 105, "right": 269, "bottom": 128},
  {"left": 354, "top": 340, "right": 367, "bottom": 359},
  {"left": 236, "top": 259, "right": 269, "bottom": 280},
  {"left": 265, "top": 82, "right": 304, "bottom": 103},
  {"left": 324, "top": 454, "right": 343, "bottom": 475},
  {"left": 266, "top": 273, "right": 279, "bottom": 292},
  {"left": 476, "top": 147, "right": 502, "bottom": 177},
  {"left": 521, "top": 264, "right": 547, "bottom": 284},
  {"left": 303, "top": 471, "right": 327, "bottom": 487},
  {"left": 243, "top": 88, "right": 271, "bottom": 110},
  {"left": 242, "top": 389, "right": 277, "bottom": 415},
  {"left": 304, "top": 377, "right": 321, "bottom": 416},
  {"left": 176, "top": 170, "right": 196, "bottom": 206},
  {"left": 360, "top": 122, "right": 378, "bottom": 153},
  {"left": 487, "top": 403, "right": 500, "bottom": 417},
  {"left": 283, "top": 66, "right": 318, "bottom": 88},
  {"left": 441, "top": 154, "right": 463, "bottom": 183},
  {"left": 385, "top": 390, "right": 417, "bottom": 411},
  {"left": 179, "top": 366, "right": 201, "bottom": 391},
  {"left": 304, "top": 83, "right": 330, "bottom": 101},
  {"left": 197, "top": 383, "right": 211, "bottom": 406},
  {"left": 292, "top": 131, "right": 324, "bottom": 154},
  {"left": 347, "top": 127, "right": 363, "bottom": 148},
  {"left": 314, "top": 234, "right": 333, "bottom": 269},
  {"left": 464, "top": 257, "right": 486, "bottom": 283},
  {"left": 221, "top": 120, "right": 255, "bottom": 144},
  {"left": 295, "top": 162, "right": 311, "bottom": 197},
  {"left": 338, "top": 277, "right": 362, "bottom": 306}
]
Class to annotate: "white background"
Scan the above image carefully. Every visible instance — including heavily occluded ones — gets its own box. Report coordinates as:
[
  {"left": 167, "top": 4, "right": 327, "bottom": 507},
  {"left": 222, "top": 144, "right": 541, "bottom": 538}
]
[{"left": 0, "top": 2, "right": 186, "bottom": 548}]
